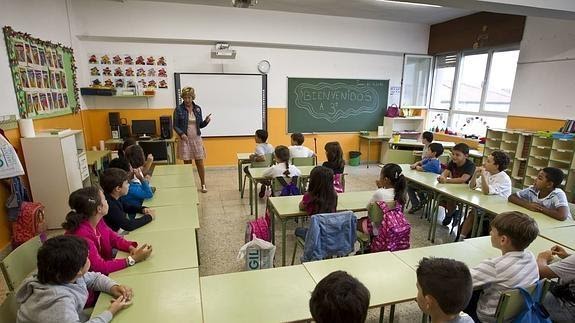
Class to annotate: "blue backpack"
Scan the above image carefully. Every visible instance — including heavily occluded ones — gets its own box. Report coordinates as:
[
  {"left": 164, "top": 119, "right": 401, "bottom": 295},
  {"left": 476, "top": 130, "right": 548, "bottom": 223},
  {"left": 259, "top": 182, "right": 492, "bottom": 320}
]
[
  {"left": 277, "top": 176, "right": 300, "bottom": 196},
  {"left": 512, "top": 280, "right": 551, "bottom": 323}
]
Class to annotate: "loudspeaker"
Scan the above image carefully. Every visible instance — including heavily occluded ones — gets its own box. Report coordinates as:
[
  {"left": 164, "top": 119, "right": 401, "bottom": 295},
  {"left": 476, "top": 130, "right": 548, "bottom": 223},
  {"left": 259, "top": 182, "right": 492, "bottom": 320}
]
[
  {"left": 108, "top": 112, "right": 120, "bottom": 126},
  {"left": 119, "top": 125, "right": 131, "bottom": 139},
  {"left": 160, "top": 115, "right": 172, "bottom": 139}
]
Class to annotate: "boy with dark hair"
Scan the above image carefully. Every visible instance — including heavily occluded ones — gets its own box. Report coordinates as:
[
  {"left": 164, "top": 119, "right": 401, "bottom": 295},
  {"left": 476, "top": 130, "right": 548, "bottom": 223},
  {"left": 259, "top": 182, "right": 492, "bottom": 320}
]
[
  {"left": 408, "top": 142, "right": 444, "bottom": 213},
  {"left": 100, "top": 168, "right": 154, "bottom": 232},
  {"left": 249, "top": 129, "right": 274, "bottom": 162},
  {"left": 438, "top": 143, "right": 476, "bottom": 226},
  {"left": 309, "top": 270, "right": 370, "bottom": 323},
  {"left": 416, "top": 257, "right": 474, "bottom": 323},
  {"left": 16, "top": 235, "right": 132, "bottom": 323},
  {"left": 464, "top": 211, "right": 539, "bottom": 322},
  {"left": 123, "top": 145, "right": 155, "bottom": 207},
  {"left": 509, "top": 167, "right": 571, "bottom": 220},
  {"left": 289, "top": 132, "right": 315, "bottom": 158},
  {"left": 422, "top": 131, "right": 434, "bottom": 146},
  {"left": 460, "top": 150, "right": 512, "bottom": 238}
]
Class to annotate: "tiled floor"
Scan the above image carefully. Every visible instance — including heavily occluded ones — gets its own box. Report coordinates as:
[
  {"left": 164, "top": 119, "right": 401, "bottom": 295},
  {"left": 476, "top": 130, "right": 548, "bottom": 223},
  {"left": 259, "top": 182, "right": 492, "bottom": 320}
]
[{"left": 196, "top": 164, "right": 457, "bottom": 322}]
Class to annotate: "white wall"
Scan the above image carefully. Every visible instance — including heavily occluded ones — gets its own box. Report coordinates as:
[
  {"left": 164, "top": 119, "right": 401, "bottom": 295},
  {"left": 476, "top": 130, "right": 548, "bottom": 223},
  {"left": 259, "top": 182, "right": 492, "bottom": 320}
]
[
  {"left": 509, "top": 16, "right": 575, "bottom": 119},
  {"left": 70, "top": 0, "right": 429, "bottom": 109},
  {"left": 0, "top": 0, "right": 72, "bottom": 117}
]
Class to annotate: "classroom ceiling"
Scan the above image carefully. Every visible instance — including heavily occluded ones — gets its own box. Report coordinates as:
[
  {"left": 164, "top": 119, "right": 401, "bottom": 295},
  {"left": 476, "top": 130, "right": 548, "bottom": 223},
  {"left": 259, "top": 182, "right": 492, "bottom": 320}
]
[{"left": 133, "top": 0, "right": 473, "bottom": 24}]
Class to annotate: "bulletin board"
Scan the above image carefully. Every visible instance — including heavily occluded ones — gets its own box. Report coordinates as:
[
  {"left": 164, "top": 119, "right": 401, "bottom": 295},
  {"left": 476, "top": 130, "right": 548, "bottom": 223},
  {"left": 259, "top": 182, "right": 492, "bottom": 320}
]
[{"left": 2, "top": 26, "right": 80, "bottom": 119}]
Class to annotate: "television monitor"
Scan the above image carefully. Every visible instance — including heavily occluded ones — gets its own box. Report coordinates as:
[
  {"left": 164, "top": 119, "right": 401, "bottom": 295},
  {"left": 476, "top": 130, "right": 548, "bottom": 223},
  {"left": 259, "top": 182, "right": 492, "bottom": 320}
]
[{"left": 131, "top": 120, "right": 156, "bottom": 137}]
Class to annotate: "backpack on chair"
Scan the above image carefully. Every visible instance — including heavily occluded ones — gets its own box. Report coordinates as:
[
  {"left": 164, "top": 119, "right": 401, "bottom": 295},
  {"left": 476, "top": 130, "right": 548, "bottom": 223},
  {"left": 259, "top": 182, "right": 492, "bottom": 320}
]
[
  {"left": 276, "top": 176, "right": 300, "bottom": 197},
  {"left": 370, "top": 201, "right": 410, "bottom": 252},
  {"left": 11, "top": 201, "right": 47, "bottom": 248}
]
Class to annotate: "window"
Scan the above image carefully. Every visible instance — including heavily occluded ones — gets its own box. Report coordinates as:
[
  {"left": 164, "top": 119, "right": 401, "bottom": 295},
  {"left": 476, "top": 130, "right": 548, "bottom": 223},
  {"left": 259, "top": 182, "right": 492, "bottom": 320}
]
[{"left": 427, "top": 48, "right": 520, "bottom": 137}]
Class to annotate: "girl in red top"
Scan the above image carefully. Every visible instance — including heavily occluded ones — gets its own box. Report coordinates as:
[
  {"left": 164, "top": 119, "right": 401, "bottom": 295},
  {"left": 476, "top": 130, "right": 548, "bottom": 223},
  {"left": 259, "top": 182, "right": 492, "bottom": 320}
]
[{"left": 299, "top": 166, "right": 338, "bottom": 216}]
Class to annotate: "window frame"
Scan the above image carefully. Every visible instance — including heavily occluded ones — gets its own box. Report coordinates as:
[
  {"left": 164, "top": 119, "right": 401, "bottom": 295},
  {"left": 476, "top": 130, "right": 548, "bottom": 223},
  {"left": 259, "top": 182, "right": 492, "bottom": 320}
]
[{"left": 428, "top": 44, "right": 520, "bottom": 134}]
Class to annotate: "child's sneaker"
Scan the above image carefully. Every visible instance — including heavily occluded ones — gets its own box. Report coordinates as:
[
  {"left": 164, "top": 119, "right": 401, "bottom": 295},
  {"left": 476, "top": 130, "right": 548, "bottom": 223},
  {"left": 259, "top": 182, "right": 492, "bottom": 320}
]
[{"left": 258, "top": 184, "right": 266, "bottom": 198}]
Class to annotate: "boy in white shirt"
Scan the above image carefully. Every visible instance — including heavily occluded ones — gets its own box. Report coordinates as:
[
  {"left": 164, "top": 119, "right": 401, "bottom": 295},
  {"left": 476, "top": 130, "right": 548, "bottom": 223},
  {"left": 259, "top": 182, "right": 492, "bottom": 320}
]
[
  {"left": 464, "top": 211, "right": 539, "bottom": 323},
  {"left": 289, "top": 133, "right": 315, "bottom": 158},
  {"left": 250, "top": 129, "right": 274, "bottom": 162},
  {"left": 460, "top": 150, "right": 512, "bottom": 238}
]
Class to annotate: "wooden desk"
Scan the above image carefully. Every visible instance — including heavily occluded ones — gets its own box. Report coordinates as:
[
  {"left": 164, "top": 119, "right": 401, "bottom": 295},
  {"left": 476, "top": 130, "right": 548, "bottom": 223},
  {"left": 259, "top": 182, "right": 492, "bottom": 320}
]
[
  {"left": 201, "top": 266, "right": 316, "bottom": 323},
  {"left": 464, "top": 236, "right": 573, "bottom": 258},
  {"left": 152, "top": 164, "right": 194, "bottom": 176},
  {"left": 149, "top": 174, "right": 196, "bottom": 188},
  {"left": 247, "top": 165, "right": 316, "bottom": 216},
  {"left": 304, "top": 252, "right": 418, "bottom": 309},
  {"left": 539, "top": 226, "right": 575, "bottom": 250},
  {"left": 359, "top": 134, "right": 390, "bottom": 168},
  {"left": 393, "top": 241, "right": 493, "bottom": 269},
  {"left": 86, "top": 150, "right": 111, "bottom": 185},
  {"left": 116, "top": 228, "right": 198, "bottom": 277},
  {"left": 381, "top": 140, "right": 457, "bottom": 165},
  {"left": 133, "top": 205, "right": 200, "bottom": 233},
  {"left": 237, "top": 152, "right": 252, "bottom": 191},
  {"left": 92, "top": 268, "right": 202, "bottom": 323},
  {"left": 268, "top": 190, "right": 373, "bottom": 266},
  {"left": 145, "top": 187, "right": 198, "bottom": 207},
  {"left": 105, "top": 138, "right": 177, "bottom": 164}
]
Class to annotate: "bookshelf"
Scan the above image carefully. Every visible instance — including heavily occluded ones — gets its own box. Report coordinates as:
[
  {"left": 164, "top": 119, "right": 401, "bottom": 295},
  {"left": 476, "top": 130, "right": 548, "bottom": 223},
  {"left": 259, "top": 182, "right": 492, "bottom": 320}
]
[
  {"left": 382, "top": 117, "right": 424, "bottom": 140},
  {"left": 484, "top": 128, "right": 533, "bottom": 189}
]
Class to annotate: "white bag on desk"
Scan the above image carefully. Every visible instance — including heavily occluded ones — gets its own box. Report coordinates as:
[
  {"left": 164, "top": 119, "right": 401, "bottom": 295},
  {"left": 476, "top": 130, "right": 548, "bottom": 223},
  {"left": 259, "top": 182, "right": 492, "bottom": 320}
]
[
  {"left": 0, "top": 134, "right": 24, "bottom": 179},
  {"left": 237, "top": 235, "right": 276, "bottom": 270}
]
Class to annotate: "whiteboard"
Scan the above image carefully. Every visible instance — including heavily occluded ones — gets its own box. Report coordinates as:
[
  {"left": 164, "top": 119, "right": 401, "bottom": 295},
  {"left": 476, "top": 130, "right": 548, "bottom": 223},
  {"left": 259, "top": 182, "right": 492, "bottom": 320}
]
[{"left": 175, "top": 73, "right": 266, "bottom": 137}]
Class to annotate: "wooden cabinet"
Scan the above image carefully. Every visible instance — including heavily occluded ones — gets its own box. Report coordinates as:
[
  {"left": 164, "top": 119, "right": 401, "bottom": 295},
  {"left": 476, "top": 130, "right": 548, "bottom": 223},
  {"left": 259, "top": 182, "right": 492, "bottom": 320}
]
[
  {"left": 21, "top": 130, "right": 90, "bottom": 229},
  {"left": 382, "top": 117, "right": 424, "bottom": 140}
]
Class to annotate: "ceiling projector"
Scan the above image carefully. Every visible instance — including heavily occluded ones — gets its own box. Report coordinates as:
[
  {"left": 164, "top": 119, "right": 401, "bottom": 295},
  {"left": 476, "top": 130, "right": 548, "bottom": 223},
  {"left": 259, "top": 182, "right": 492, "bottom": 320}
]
[{"left": 232, "top": 0, "right": 258, "bottom": 8}]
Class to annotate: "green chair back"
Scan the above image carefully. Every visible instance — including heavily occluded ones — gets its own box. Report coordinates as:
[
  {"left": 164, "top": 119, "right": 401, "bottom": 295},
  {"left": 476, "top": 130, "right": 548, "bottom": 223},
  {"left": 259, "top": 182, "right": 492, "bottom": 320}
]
[
  {"left": 251, "top": 153, "right": 273, "bottom": 168},
  {"left": 0, "top": 292, "right": 18, "bottom": 323},
  {"left": 0, "top": 236, "right": 43, "bottom": 291},
  {"left": 291, "top": 157, "right": 315, "bottom": 166},
  {"left": 494, "top": 279, "right": 550, "bottom": 323},
  {"left": 569, "top": 203, "right": 575, "bottom": 218},
  {"left": 271, "top": 176, "right": 299, "bottom": 195}
]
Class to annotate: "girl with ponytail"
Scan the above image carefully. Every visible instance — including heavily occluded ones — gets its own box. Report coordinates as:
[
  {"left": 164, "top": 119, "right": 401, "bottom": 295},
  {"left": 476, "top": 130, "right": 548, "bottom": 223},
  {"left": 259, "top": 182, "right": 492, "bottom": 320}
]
[
  {"left": 262, "top": 145, "right": 302, "bottom": 195},
  {"left": 369, "top": 163, "right": 407, "bottom": 206},
  {"left": 63, "top": 186, "right": 153, "bottom": 278}
]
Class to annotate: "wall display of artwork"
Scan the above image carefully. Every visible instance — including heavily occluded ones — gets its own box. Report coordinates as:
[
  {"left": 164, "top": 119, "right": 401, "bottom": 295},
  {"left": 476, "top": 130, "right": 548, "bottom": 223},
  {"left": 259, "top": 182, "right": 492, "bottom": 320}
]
[
  {"left": 3, "top": 26, "right": 80, "bottom": 119},
  {"left": 88, "top": 53, "right": 169, "bottom": 90}
]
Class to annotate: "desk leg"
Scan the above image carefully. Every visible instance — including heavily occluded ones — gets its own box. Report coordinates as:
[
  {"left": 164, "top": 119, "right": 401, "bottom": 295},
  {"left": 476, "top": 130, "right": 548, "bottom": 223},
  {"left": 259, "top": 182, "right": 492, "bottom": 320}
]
[
  {"left": 367, "top": 139, "right": 371, "bottom": 168},
  {"left": 281, "top": 219, "right": 287, "bottom": 266},
  {"left": 238, "top": 160, "right": 242, "bottom": 192},
  {"left": 270, "top": 202, "right": 276, "bottom": 245},
  {"left": 169, "top": 142, "right": 176, "bottom": 164},
  {"left": 249, "top": 177, "right": 254, "bottom": 215},
  {"left": 254, "top": 181, "right": 259, "bottom": 217}
]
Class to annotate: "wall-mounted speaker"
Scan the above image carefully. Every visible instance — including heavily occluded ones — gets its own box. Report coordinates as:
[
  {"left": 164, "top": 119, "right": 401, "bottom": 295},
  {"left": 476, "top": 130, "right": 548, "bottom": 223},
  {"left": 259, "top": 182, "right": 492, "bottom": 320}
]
[
  {"left": 108, "top": 112, "right": 121, "bottom": 126},
  {"left": 160, "top": 116, "right": 172, "bottom": 139}
]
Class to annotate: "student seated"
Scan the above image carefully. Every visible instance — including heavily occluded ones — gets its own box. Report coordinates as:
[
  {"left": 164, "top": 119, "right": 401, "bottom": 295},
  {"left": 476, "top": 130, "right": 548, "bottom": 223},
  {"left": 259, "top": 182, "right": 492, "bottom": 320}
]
[
  {"left": 369, "top": 163, "right": 406, "bottom": 207},
  {"left": 437, "top": 143, "right": 476, "bottom": 226},
  {"left": 245, "top": 129, "right": 274, "bottom": 197},
  {"left": 464, "top": 211, "right": 539, "bottom": 323},
  {"left": 109, "top": 157, "right": 153, "bottom": 210},
  {"left": 262, "top": 145, "right": 301, "bottom": 196},
  {"left": 416, "top": 257, "right": 474, "bottom": 323},
  {"left": 323, "top": 141, "right": 345, "bottom": 192},
  {"left": 100, "top": 168, "right": 155, "bottom": 232},
  {"left": 300, "top": 166, "right": 338, "bottom": 216},
  {"left": 119, "top": 138, "right": 153, "bottom": 175},
  {"left": 16, "top": 235, "right": 132, "bottom": 323},
  {"left": 289, "top": 132, "right": 315, "bottom": 158},
  {"left": 508, "top": 167, "right": 572, "bottom": 220},
  {"left": 537, "top": 244, "right": 575, "bottom": 321},
  {"left": 460, "top": 150, "right": 512, "bottom": 239},
  {"left": 419, "top": 131, "right": 434, "bottom": 157},
  {"left": 408, "top": 142, "right": 444, "bottom": 213},
  {"left": 124, "top": 144, "right": 155, "bottom": 205},
  {"left": 63, "top": 186, "right": 153, "bottom": 277},
  {"left": 309, "top": 270, "right": 370, "bottom": 323}
]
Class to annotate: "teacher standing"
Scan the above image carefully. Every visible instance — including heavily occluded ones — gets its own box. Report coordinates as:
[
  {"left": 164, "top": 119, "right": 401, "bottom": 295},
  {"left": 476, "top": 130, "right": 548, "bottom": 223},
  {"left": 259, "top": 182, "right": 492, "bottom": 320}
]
[{"left": 173, "top": 87, "right": 211, "bottom": 193}]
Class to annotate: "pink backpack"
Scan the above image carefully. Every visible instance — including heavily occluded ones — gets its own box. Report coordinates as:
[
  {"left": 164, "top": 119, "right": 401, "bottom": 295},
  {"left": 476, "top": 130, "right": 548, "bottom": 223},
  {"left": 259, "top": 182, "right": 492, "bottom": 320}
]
[
  {"left": 11, "top": 201, "right": 47, "bottom": 248},
  {"left": 333, "top": 173, "right": 345, "bottom": 193},
  {"left": 370, "top": 201, "right": 410, "bottom": 252},
  {"left": 245, "top": 209, "right": 271, "bottom": 242}
]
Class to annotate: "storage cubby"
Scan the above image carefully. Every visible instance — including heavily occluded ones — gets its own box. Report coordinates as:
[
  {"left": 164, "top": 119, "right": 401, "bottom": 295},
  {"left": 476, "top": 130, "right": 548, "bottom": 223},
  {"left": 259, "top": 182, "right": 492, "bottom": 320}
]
[{"left": 532, "top": 137, "right": 553, "bottom": 149}]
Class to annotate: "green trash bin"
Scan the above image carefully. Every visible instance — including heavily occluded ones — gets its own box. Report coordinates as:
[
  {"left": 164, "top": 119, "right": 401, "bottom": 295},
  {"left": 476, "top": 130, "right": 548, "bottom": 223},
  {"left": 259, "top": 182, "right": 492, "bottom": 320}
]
[{"left": 349, "top": 151, "right": 361, "bottom": 166}]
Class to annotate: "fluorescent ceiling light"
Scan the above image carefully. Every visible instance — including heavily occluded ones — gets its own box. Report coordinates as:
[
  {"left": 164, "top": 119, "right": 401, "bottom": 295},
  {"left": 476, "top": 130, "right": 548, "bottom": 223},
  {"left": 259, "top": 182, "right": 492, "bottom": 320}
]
[{"left": 376, "top": 0, "right": 442, "bottom": 8}]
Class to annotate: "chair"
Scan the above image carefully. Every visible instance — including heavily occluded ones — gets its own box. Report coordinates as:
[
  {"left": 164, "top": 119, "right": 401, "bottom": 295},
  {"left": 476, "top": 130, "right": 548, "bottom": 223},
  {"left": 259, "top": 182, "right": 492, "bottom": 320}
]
[
  {"left": 0, "top": 292, "right": 18, "bottom": 323},
  {"left": 291, "top": 157, "right": 315, "bottom": 166},
  {"left": 494, "top": 279, "right": 551, "bottom": 323},
  {"left": 0, "top": 235, "right": 43, "bottom": 291},
  {"left": 291, "top": 211, "right": 357, "bottom": 265},
  {"left": 271, "top": 176, "right": 300, "bottom": 197},
  {"left": 240, "top": 153, "right": 273, "bottom": 199},
  {"left": 357, "top": 202, "right": 385, "bottom": 253}
]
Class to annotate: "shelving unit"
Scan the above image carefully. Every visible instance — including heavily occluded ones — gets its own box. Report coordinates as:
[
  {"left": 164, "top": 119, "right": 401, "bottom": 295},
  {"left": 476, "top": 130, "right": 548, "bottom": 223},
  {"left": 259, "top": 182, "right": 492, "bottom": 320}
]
[
  {"left": 382, "top": 116, "right": 424, "bottom": 140},
  {"left": 484, "top": 128, "right": 533, "bottom": 189},
  {"left": 21, "top": 130, "right": 90, "bottom": 229}
]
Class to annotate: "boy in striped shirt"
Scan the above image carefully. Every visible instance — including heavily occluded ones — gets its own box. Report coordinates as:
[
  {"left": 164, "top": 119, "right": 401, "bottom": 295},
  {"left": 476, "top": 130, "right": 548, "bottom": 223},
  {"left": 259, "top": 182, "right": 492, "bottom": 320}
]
[{"left": 464, "top": 211, "right": 539, "bottom": 322}]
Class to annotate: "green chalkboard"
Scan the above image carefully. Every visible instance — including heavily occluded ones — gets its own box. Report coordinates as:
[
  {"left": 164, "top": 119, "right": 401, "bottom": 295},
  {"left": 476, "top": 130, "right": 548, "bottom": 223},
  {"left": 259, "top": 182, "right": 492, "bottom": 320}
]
[{"left": 288, "top": 78, "right": 389, "bottom": 133}]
